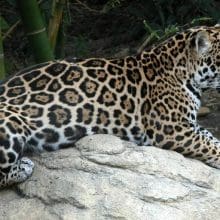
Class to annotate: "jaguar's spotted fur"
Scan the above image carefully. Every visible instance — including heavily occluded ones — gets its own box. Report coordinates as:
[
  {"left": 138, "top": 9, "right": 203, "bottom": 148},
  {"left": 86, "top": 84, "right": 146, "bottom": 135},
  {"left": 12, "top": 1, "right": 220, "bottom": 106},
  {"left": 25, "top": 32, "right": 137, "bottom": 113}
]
[{"left": 1, "top": 25, "right": 220, "bottom": 187}]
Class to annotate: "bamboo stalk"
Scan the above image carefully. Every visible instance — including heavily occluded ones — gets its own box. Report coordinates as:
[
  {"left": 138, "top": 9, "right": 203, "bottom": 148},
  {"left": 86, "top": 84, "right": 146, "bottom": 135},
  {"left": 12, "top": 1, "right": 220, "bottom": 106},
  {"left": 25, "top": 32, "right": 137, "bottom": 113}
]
[
  {"left": 0, "top": 23, "right": 5, "bottom": 79},
  {"left": 17, "top": 0, "right": 54, "bottom": 63},
  {"left": 48, "top": 0, "right": 66, "bottom": 52}
]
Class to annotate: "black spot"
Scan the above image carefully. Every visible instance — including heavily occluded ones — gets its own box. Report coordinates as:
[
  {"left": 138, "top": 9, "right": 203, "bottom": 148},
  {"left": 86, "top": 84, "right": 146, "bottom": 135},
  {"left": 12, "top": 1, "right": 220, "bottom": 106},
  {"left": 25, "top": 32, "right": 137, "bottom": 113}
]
[
  {"left": 79, "top": 78, "right": 99, "bottom": 98},
  {"left": 195, "top": 153, "right": 203, "bottom": 158},
  {"left": 87, "top": 69, "right": 108, "bottom": 82},
  {"left": 8, "top": 95, "right": 27, "bottom": 105},
  {"left": 202, "top": 148, "right": 209, "bottom": 153},
  {"left": 175, "top": 34, "right": 184, "bottom": 40},
  {"left": 150, "top": 53, "right": 160, "bottom": 68},
  {"left": 45, "top": 63, "right": 67, "bottom": 76},
  {"left": 153, "top": 47, "right": 161, "bottom": 55},
  {"left": 6, "top": 122, "right": 22, "bottom": 134},
  {"left": 64, "top": 127, "right": 74, "bottom": 137},
  {"left": 35, "top": 132, "right": 44, "bottom": 139},
  {"left": 155, "top": 134, "right": 164, "bottom": 143},
  {"left": 43, "top": 145, "right": 55, "bottom": 151},
  {"left": 48, "top": 79, "right": 62, "bottom": 92},
  {"left": 48, "top": 105, "right": 71, "bottom": 128},
  {"left": 167, "top": 38, "right": 176, "bottom": 48},
  {"left": 73, "top": 125, "right": 87, "bottom": 140},
  {"left": 42, "top": 128, "right": 59, "bottom": 143},
  {"left": 120, "top": 95, "right": 135, "bottom": 113},
  {"left": 7, "top": 152, "right": 16, "bottom": 163},
  {"left": 30, "top": 92, "right": 53, "bottom": 105},
  {"left": 13, "top": 137, "right": 22, "bottom": 153},
  {"left": 130, "top": 126, "right": 140, "bottom": 136},
  {"left": 130, "top": 68, "right": 141, "bottom": 84},
  {"left": 29, "top": 74, "right": 51, "bottom": 91},
  {"left": 0, "top": 137, "right": 10, "bottom": 149},
  {"left": 21, "top": 105, "right": 43, "bottom": 118},
  {"left": 107, "top": 64, "right": 123, "bottom": 75},
  {"left": 7, "top": 86, "right": 26, "bottom": 97},
  {"left": 194, "top": 143, "right": 201, "bottom": 149},
  {"left": 59, "top": 88, "right": 83, "bottom": 106},
  {"left": 58, "top": 143, "right": 74, "bottom": 149},
  {"left": 96, "top": 108, "right": 110, "bottom": 126},
  {"left": 206, "top": 57, "right": 212, "bottom": 66},
  {"left": 186, "top": 81, "right": 201, "bottom": 100},
  {"left": 27, "top": 138, "right": 38, "bottom": 147},
  {"left": 113, "top": 110, "right": 131, "bottom": 127},
  {"left": 97, "top": 86, "right": 117, "bottom": 107},
  {"left": 8, "top": 77, "right": 24, "bottom": 87},
  {"left": 23, "top": 70, "right": 41, "bottom": 82},
  {"left": 76, "top": 103, "right": 94, "bottom": 124},
  {"left": 127, "top": 85, "right": 137, "bottom": 97},
  {"left": 175, "top": 135, "right": 184, "bottom": 141},
  {"left": 155, "top": 121, "right": 161, "bottom": 130},
  {"left": 0, "top": 86, "right": 5, "bottom": 95},
  {"left": 111, "top": 127, "right": 129, "bottom": 140},
  {"left": 61, "top": 66, "right": 83, "bottom": 85},
  {"left": 162, "top": 141, "right": 174, "bottom": 149},
  {"left": 175, "top": 125, "right": 182, "bottom": 132},
  {"left": 30, "top": 120, "right": 43, "bottom": 128},
  {"left": 0, "top": 150, "right": 6, "bottom": 164},
  {"left": 175, "top": 147, "right": 184, "bottom": 153},
  {"left": 10, "top": 115, "right": 21, "bottom": 123},
  {"left": 144, "top": 65, "right": 156, "bottom": 81},
  {"left": 82, "top": 59, "right": 106, "bottom": 67},
  {"left": 109, "top": 76, "right": 125, "bottom": 93},
  {"left": 163, "top": 125, "right": 174, "bottom": 135},
  {"left": 146, "top": 129, "right": 154, "bottom": 139},
  {"left": 110, "top": 59, "right": 125, "bottom": 67},
  {"left": 183, "top": 139, "right": 192, "bottom": 148},
  {"left": 212, "top": 149, "right": 216, "bottom": 154},
  {"left": 141, "top": 82, "right": 148, "bottom": 98},
  {"left": 126, "top": 56, "right": 138, "bottom": 67},
  {"left": 184, "top": 130, "right": 192, "bottom": 137},
  {"left": 141, "top": 99, "right": 151, "bottom": 115}
]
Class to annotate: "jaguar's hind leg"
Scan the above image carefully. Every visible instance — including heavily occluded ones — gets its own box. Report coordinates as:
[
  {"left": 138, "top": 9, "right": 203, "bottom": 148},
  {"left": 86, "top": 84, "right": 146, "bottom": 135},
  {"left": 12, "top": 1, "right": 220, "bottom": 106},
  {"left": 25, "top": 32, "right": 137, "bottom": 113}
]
[
  {"left": 0, "top": 157, "right": 34, "bottom": 188},
  {"left": 0, "top": 129, "right": 35, "bottom": 188}
]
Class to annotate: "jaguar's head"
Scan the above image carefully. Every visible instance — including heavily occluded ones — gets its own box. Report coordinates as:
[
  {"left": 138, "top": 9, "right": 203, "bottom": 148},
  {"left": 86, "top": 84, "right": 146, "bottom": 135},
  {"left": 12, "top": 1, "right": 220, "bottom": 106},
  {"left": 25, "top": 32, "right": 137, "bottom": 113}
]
[{"left": 188, "top": 25, "right": 220, "bottom": 91}]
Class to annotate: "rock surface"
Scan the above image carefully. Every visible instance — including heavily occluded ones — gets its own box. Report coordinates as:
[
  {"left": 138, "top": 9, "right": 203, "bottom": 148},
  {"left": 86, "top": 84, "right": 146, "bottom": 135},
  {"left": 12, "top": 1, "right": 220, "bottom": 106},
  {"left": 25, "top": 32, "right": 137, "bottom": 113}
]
[{"left": 0, "top": 134, "right": 220, "bottom": 220}]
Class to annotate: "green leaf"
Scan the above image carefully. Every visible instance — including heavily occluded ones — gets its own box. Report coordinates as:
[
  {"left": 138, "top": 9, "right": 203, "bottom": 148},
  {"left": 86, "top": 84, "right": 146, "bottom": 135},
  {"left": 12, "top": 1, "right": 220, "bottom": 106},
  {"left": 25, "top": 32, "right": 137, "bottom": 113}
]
[{"left": 0, "top": 17, "right": 9, "bottom": 30}]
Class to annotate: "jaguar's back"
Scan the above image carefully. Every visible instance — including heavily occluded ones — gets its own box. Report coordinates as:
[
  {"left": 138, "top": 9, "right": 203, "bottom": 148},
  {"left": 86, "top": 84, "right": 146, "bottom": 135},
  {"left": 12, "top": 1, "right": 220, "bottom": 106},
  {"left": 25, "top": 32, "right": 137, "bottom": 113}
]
[{"left": 1, "top": 25, "right": 220, "bottom": 188}]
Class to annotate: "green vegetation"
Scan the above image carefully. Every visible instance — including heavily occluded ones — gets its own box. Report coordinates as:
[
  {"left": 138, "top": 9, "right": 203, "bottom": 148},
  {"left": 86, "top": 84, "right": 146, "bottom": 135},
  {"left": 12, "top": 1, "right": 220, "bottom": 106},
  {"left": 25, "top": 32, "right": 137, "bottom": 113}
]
[
  {"left": 17, "top": 0, "right": 54, "bottom": 63},
  {"left": 1, "top": 0, "right": 219, "bottom": 76},
  {"left": 48, "top": 0, "right": 66, "bottom": 52}
]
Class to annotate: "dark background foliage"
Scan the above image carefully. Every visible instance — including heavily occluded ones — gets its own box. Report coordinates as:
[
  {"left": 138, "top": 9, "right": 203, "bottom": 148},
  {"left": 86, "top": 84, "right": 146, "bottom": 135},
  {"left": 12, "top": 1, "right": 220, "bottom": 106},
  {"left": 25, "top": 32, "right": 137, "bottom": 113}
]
[{"left": 1, "top": 0, "right": 220, "bottom": 73}]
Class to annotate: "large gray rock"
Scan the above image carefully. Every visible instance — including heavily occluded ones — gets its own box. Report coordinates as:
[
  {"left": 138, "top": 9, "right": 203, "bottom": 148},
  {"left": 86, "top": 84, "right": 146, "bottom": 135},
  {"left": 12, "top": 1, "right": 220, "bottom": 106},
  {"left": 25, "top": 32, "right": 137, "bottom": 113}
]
[{"left": 0, "top": 134, "right": 220, "bottom": 220}]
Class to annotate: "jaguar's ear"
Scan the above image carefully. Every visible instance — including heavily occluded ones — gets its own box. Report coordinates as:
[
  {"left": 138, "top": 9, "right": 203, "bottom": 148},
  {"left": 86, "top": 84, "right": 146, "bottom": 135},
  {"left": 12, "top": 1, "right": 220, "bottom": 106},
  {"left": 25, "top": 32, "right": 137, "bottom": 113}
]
[{"left": 190, "top": 31, "right": 211, "bottom": 56}]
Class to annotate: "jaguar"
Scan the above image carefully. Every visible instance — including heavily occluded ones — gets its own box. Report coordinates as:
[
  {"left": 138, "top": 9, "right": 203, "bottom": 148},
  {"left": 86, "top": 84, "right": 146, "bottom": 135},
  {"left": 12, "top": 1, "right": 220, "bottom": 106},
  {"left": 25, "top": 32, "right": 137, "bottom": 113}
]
[{"left": 0, "top": 25, "right": 220, "bottom": 188}]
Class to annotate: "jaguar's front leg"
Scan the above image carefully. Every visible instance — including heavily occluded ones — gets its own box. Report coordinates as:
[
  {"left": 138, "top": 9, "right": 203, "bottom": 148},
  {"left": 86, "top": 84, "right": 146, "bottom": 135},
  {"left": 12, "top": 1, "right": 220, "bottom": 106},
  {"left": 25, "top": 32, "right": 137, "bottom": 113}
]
[
  {"left": 0, "top": 136, "right": 34, "bottom": 188},
  {"left": 159, "top": 123, "right": 220, "bottom": 168},
  {"left": 191, "top": 126, "right": 220, "bottom": 168}
]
